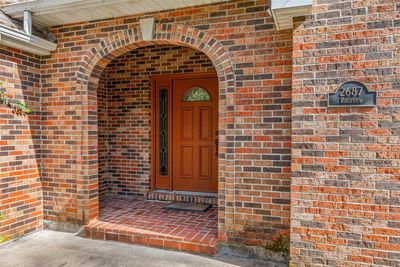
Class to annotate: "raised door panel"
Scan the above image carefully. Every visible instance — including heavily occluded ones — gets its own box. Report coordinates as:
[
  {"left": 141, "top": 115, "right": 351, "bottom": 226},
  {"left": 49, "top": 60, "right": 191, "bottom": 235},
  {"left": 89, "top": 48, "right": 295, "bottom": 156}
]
[
  {"left": 199, "top": 107, "right": 212, "bottom": 141},
  {"left": 181, "top": 108, "right": 193, "bottom": 141},
  {"left": 179, "top": 146, "right": 193, "bottom": 179},
  {"left": 199, "top": 146, "right": 212, "bottom": 180}
]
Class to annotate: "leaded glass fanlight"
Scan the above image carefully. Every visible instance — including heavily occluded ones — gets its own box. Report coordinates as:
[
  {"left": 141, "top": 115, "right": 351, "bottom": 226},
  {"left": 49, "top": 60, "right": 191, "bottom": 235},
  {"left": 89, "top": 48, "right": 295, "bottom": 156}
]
[{"left": 182, "top": 87, "right": 211, "bottom": 102}]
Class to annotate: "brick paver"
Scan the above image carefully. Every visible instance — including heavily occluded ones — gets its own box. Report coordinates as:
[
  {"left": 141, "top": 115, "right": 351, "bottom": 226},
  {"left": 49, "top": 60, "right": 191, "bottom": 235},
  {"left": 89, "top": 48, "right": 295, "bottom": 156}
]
[{"left": 84, "top": 196, "right": 217, "bottom": 254}]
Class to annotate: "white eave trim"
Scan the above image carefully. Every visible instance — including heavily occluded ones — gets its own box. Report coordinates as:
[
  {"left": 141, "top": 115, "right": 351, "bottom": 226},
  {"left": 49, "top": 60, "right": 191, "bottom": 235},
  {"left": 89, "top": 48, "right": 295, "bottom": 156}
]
[
  {"left": 0, "top": 25, "right": 57, "bottom": 56},
  {"left": 270, "top": 0, "right": 312, "bottom": 30},
  {"left": 2, "top": 0, "right": 138, "bottom": 18}
]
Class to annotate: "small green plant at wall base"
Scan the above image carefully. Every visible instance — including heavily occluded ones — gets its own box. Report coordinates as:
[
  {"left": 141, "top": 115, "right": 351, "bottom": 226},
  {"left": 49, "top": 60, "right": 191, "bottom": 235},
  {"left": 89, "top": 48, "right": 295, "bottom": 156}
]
[
  {"left": 0, "top": 235, "right": 7, "bottom": 243},
  {"left": 265, "top": 232, "right": 290, "bottom": 253},
  {"left": 0, "top": 213, "right": 7, "bottom": 244}
]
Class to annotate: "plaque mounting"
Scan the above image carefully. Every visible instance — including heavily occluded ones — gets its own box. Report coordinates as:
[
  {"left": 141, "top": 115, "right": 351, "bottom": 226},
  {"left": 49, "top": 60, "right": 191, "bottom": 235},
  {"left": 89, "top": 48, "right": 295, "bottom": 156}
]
[{"left": 328, "top": 81, "right": 376, "bottom": 107}]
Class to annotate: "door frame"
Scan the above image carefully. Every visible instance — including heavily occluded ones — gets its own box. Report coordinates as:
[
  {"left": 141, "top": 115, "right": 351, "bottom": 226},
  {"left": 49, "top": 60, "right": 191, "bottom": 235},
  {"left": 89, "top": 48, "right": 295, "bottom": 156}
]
[{"left": 150, "top": 71, "right": 218, "bottom": 191}]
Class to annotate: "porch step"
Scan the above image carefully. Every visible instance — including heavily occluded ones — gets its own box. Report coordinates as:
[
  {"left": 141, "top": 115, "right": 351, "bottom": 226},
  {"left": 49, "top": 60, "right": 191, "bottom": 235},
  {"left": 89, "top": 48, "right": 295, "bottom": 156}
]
[
  {"left": 146, "top": 190, "right": 218, "bottom": 206},
  {"left": 83, "top": 196, "right": 217, "bottom": 255},
  {"left": 83, "top": 222, "right": 216, "bottom": 255}
]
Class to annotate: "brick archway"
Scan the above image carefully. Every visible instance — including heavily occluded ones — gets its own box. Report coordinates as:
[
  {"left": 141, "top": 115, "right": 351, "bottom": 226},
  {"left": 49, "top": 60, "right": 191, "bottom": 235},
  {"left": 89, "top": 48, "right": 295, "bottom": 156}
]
[{"left": 75, "top": 24, "right": 236, "bottom": 241}]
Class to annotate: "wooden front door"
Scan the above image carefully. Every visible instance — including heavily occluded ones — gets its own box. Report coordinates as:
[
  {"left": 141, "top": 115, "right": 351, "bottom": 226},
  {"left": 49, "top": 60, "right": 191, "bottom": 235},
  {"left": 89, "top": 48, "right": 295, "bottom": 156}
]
[
  {"left": 152, "top": 73, "right": 218, "bottom": 193},
  {"left": 172, "top": 77, "right": 218, "bottom": 192}
]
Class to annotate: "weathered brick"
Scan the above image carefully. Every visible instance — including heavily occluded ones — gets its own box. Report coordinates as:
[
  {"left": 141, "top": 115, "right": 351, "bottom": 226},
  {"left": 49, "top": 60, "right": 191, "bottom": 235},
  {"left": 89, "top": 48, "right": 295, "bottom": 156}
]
[
  {"left": 291, "top": 0, "right": 400, "bottom": 265},
  {"left": 0, "top": 45, "right": 42, "bottom": 240}
]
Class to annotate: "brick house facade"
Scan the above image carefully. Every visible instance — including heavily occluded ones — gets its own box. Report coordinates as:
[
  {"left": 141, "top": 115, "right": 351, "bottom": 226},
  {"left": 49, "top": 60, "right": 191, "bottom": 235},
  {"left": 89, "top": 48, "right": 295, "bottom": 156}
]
[{"left": 0, "top": 0, "right": 399, "bottom": 265}]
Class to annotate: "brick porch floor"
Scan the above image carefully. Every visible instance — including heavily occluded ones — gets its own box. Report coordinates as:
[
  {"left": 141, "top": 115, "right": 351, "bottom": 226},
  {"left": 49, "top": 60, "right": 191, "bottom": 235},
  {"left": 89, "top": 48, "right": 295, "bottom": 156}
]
[{"left": 84, "top": 196, "right": 218, "bottom": 255}]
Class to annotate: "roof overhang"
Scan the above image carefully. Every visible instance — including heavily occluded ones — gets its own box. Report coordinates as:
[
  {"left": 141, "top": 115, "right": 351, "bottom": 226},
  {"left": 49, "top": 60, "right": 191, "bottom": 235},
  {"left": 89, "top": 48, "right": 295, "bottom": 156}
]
[
  {"left": 0, "top": 25, "right": 57, "bottom": 55},
  {"left": 0, "top": 0, "right": 312, "bottom": 55},
  {"left": 0, "top": 0, "right": 226, "bottom": 55},
  {"left": 270, "top": 0, "right": 312, "bottom": 30},
  {"left": 1, "top": 0, "right": 227, "bottom": 27}
]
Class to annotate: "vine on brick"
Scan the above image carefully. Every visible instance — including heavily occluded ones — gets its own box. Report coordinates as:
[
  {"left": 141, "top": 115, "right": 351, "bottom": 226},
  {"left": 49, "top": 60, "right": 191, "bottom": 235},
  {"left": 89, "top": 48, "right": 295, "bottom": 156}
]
[
  {"left": 0, "top": 91, "right": 33, "bottom": 115},
  {"left": 0, "top": 83, "right": 33, "bottom": 115}
]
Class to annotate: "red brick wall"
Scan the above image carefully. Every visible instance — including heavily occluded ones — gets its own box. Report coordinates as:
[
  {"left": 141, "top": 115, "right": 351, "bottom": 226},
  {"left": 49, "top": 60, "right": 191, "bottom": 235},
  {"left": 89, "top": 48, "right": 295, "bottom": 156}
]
[
  {"left": 41, "top": 0, "right": 293, "bottom": 250},
  {"left": 0, "top": 45, "right": 42, "bottom": 240},
  {"left": 291, "top": 0, "right": 400, "bottom": 265},
  {"left": 97, "top": 73, "right": 107, "bottom": 198},
  {"left": 98, "top": 45, "right": 214, "bottom": 197}
]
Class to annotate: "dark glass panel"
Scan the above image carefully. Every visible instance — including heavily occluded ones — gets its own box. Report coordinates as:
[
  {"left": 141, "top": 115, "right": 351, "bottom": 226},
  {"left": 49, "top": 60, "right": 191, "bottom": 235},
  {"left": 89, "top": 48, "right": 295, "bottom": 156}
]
[{"left": 159, "top": 89, "right": 168, "bottom": 176}]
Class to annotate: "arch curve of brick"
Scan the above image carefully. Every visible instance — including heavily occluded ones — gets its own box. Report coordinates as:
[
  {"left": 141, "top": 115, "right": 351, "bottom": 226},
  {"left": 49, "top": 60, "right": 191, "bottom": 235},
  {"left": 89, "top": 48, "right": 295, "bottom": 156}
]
[{"left": 75, "top": 23, "right": 236, "bottom": 241}]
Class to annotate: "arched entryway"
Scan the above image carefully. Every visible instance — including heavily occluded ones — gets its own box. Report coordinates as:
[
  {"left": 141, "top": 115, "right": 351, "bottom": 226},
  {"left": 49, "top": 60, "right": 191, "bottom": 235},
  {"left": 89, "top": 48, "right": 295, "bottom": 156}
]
[
  {"left": 96, "top": 45, "right": 219, "bottom": 197},
  {"left": 76, "top": 24, "right": 236, "bottom": 252}
]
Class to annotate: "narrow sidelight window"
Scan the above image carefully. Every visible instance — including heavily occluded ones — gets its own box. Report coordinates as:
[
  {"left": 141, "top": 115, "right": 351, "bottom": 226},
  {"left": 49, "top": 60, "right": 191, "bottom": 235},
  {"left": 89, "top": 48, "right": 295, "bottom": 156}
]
[{"left": 159, "top": 88, "right": 168, "bottom": 176}]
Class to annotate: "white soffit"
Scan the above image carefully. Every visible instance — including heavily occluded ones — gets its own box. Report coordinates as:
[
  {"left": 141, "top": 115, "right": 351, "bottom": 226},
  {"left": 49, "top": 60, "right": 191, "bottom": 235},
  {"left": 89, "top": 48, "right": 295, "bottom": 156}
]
[
  {"left": 1, "top": 0, "right": 227, "bottom": 27},
  {"left": 270, "top": 0, "right": 312, "bottom": 30},
  {"left": 0, "top": 25, "right": 57, "bottom": 55}
]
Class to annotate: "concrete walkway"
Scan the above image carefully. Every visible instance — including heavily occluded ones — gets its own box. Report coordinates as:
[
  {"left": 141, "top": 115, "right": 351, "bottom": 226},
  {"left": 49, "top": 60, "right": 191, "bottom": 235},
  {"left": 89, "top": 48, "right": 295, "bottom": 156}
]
[{"left": 0, "top": 230, "right": 284, "bottom": 267}]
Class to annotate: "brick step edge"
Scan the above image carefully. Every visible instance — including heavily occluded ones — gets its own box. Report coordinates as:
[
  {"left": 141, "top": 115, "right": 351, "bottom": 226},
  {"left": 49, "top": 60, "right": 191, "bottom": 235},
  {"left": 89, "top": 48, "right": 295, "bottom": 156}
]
[
  {"left": 146, "top": 192, "right": 218, "bottom": 206},
  {"left": 83, "top": 227, "right": 216, "bottom": 255}
]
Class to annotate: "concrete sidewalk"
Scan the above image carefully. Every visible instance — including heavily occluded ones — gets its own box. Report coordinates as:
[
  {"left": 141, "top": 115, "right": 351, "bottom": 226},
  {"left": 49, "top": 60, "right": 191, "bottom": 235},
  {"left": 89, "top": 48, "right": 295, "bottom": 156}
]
[{"left": 0, "top": 230, "right": 284, "bottom": 267}]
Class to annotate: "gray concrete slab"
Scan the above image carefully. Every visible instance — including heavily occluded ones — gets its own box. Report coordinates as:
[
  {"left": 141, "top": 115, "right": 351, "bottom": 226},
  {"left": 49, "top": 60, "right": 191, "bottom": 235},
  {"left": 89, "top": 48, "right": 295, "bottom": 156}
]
[{"left": 0, "top": 230, "right": 284, "bottom": 267}]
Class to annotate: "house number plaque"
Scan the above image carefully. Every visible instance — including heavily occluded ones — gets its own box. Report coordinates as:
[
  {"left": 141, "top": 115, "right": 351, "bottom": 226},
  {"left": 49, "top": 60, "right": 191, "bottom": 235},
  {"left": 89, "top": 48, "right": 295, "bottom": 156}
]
[{"left": 328, "top": 81, "right": 376, "bottom": 107}]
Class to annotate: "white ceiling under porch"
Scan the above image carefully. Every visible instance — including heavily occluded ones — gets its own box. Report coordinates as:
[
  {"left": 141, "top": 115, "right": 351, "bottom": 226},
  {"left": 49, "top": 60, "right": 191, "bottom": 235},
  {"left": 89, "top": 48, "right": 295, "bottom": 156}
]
[
  {"left": 1, "top": 0, "right": 227, "bottom": 27},
  {"left": 0, "top": 0, "right": 312, "bottom": 55}
]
